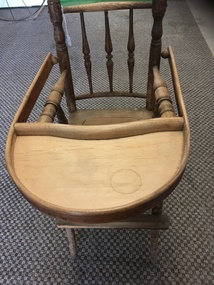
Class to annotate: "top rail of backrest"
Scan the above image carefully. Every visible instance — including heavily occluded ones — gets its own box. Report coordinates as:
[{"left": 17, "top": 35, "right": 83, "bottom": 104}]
[{"left": 63, "top": 1, "right": 153, "bottom": 13}]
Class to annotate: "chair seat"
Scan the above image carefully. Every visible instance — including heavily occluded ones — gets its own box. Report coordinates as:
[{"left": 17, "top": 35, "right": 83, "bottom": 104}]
[
  {"left": 11, "top": 130, "right": 185, "bottom": 222},
  {"left": 68, "top": 107, "right": 154, "bottom": 125}
]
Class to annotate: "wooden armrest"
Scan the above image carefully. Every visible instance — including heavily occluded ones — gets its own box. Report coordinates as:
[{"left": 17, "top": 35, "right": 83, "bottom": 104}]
[
  {"left": 14, "top": 53, "right": 58, "bottom": 123},
  {"left": 167, "top": 46, "right": 189, "bottom": 123}
]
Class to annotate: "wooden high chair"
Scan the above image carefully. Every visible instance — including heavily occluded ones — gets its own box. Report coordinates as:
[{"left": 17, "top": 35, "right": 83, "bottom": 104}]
[{"left": 6, "top": 0, "right": 190, "bottom": 263}]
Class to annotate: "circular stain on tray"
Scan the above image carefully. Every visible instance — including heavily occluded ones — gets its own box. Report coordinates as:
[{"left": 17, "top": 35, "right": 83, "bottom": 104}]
[{"left": 111, "top": 169, "right": 142, "bottom": 194}]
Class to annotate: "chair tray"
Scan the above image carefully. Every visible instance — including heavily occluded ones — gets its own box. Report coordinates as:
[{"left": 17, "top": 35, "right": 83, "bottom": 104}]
[{"left": 8, "top": 129, "right": 187, "bottom": 222}]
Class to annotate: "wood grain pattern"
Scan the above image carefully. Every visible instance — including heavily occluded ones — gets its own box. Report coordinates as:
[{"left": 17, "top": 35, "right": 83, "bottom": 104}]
[
  {"left": 14, "top": 117, "right": 184, "bottom": 140},
  {"left": 13, "top": 132, "right": 183, "bottom": 214},
  {"left": 6, "top": 121, "right": 189, "bottom": 223},
  {"left": 68, "top": 107, "right": 153, "bottom": 125}
]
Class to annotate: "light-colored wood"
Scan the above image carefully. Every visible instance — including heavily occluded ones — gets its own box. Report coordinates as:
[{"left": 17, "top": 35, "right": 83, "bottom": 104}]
[
  {"left": 5, "top": 0, "right": 190, "bottom": 262},
  {"left": 63, "top": 2, "right": 152, "bottom": 13},
  {"left": 38, "top": 70, "right": 67, "bottom": 123},
  {"left": 75, "top": 91, "right": 147, "bottom": 99},
  {"left": 165, "top": 46, "right": 190, "bottom": 158},
  {"left": 6, "top": 2, "right": 190, "bottom": 225},
  {"left": 14, "top": 117, "right": 184, "bottom": 140},
  {"left": 11, "top": 131, "right": 183, "bottom": 215},
  {"left": 57, "top": 214, "right": 170, "bottom": 229},
  {"left": 65, "top": 229, "right": 77, "bottom": 257},
  {"left": 68, "top": 107, "right": 153, "bottom": 125},
  {"left": 167, "top": 46, "right": 189, "bottom": 122},
  {"left": 153, "top": 66, "right": 176, "bottom": 117},
  {"left": 16, "top": 53, "right": 57, "bottom": 123},
  {"left": 5, "top": 49, "right": 190, "bottom": 224}
]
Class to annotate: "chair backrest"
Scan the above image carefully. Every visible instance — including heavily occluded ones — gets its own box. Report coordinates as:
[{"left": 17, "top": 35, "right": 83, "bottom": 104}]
[{"left": 47, "top": 0, "right": 167, "bottom": 113}]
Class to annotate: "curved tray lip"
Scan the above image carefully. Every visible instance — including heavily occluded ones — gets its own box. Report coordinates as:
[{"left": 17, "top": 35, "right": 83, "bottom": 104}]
[
  {"left": 14, "top": 117, "right": 184, "bottom": 140},
  {"left": 6, "top": 117, "right": 190, "bottom": 223}
]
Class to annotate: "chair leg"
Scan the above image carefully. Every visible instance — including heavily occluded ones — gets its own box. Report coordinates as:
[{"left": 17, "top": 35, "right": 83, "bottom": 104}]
[
  {"left": 150, "top": 202, "right": 163, "bottom": 263},
  {"left": 65, "top": 228, "right": 77, "bottom": 257},
  {"left": 150, "top": 229, "right": 159, "bottom": 264},
  {"left": 152, "top": 201, "right": 163, "bottom": 215},
  {"left": 57, "top": 206, "right": 169, "bottom": 263}
]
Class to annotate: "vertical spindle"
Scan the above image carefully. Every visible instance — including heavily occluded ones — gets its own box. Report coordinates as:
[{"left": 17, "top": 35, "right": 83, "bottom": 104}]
[
  {"left": 80, "top": 12, "right": 93, "bottom": 94},
  {"left": 57, "top": 105, "right": 68, "bottom": 124},
  {"left": 48, "top": 0, "right": 76, "bottom": 112},
  {"left": 153, "top": 66, "right": 176, "bottom": 117},
  {"left": 146, "top": 0, "right": 167, "bottom": 111},
  {"left": 104, "top": 11, "right": 114, "bottom": 92},
  {"left": 127, "top": 9, "right": 135, "bottom": 93},
  {"left": 38, "top": 70, "right": 67, "bottom": 123}
]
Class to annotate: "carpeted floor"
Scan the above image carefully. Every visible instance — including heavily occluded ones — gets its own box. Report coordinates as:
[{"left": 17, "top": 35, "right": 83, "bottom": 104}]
[{"left": 0, "top": 1, "right": 213, "bottom": 284}]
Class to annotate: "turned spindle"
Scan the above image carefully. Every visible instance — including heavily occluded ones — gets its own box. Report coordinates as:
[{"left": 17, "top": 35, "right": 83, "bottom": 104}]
[
  {"left": 146, "top": 0, "right": 167, "bottom": 111},
  {"left": 80, "top": 12, "right": 93, "bottom": 94},
  {"left": 48, "top": 0, "right": 76, "bottom": 112},
  {"left": 57, "top": 105, "right": 68, "bottom": 124},
  {"left": 38, "top": 71, "right": 67, "bottom": 123},
  {"left": 127, "top": 8, "right": 135, "bottom": 93},
  {"left": 104, "top": 11, "right": 114, "bottom": 92},
  {"left": 153, "top": 66, "right": 175, "bottom": 117}
]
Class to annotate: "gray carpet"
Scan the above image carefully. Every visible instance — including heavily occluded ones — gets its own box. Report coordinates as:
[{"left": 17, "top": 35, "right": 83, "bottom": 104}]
[{"left": 0, "top": 1, "right": 214, "bottom": 284}]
